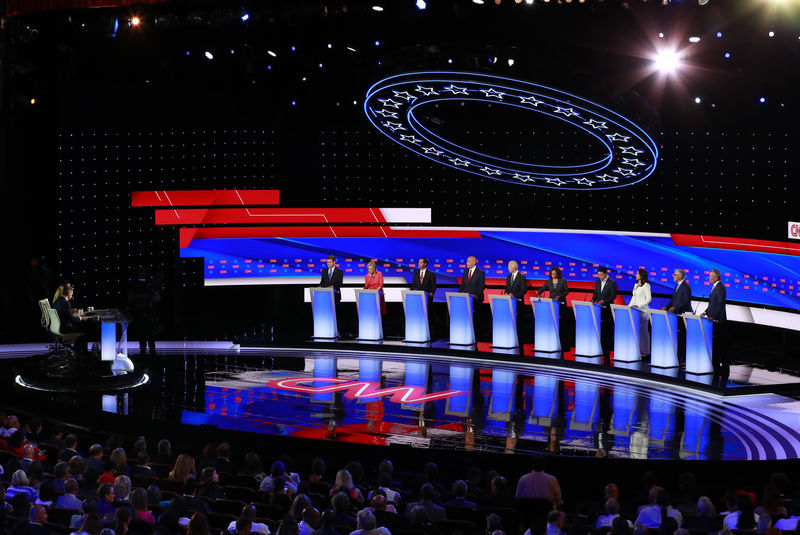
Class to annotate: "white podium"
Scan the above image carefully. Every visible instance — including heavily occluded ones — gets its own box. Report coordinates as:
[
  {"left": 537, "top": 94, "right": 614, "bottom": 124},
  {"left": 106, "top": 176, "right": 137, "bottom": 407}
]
[
  {"left": 489, "top": 294, "right": 518, "bottom": 349},
  {"left": 446, "top": 292, "right": 476, "bottom": 346},
  {"left": 683, "top": 313, "right": 714, "bottom": 375},
  {"left": 610, "top": 304, "right": 641, "bottom": 363},
  {"left": 402, "top": 290, "right": 431, "bottom": 343},
  {"left": 355, "top": 289, "right": 383, "bottom": 341},
  {"left": 310, "top": 287, "right": 338, "bottom": 339},
  {"left": 650, "top": 309, "right": 679, "bottom": 368},
  {"left": 573, "top": 300, "right": 603, "bottom": 358},
  {"left": 531, "top": 297, "right": 561, "bottom": 356}
]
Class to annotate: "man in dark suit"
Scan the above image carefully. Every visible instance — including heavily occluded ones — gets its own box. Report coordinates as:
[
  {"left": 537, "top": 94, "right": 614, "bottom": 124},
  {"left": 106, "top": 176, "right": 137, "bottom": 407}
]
[
  {"left": 663, "top": 268, "right": 693, "bottom": 362},
  {"left": 664, "top": 269, "right": 692, "bottom": 314},
  {"left": 459, "top": 256, "right": 485, "bottom": 340},
  {"left": 411, "top": 257, "right": 437, "bottom": 337},
  {"left": 505, "top": 261, "right": 528, "bottom": 342},
  {"left": 592, "top": 267, "right": 618, "bottom": 360},
  {"left": 58, "top": 434, "right": 81, "bottom": 463},
  {"left": 320, "top": 254, "right": 345, "bottom": 335},
  {"left": 702, "top": 269, "right": 727, "bottom": 372},
  {"left": 320, "top": 255, "right": 344, "bottom": 300}
]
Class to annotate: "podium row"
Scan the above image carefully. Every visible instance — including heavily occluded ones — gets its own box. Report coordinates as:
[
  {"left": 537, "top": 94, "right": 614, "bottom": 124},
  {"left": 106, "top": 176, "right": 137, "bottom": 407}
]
[{"left": 309, "top": 288, "right": 715, "bottom": 375}]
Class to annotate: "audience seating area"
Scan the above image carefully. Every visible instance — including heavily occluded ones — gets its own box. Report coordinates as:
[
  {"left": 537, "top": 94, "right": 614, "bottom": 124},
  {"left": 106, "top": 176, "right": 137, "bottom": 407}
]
[{"left": 1, "top": 410, "right": 799, "bottom": 535}]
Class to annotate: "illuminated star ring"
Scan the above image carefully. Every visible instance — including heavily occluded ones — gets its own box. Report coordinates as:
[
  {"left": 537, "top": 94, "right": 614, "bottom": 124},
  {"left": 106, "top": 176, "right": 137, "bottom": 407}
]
[{"left": 364, "top": 71, "right": 658, "bottom": 190}]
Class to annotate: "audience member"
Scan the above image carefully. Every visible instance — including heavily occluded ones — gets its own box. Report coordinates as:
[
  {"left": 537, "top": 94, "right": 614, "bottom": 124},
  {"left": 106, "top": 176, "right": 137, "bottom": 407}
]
[
  {"left": 310, "top": 510, "right": 337, "bottom": 535},
  {"left": 97, "top": 484, "right": 116, "bottom": 517},
  {"left": 299, "top": 508, "right": 321, "bottom": 535},
  {"left": 5, "top": 470, "right": 40, "bottom": 502},
  {"left": 196, "top": 467, "right": 225, "bottom": 500},
  {"left": 186, "top": 513, "right": 209, "bottom": 535},
  {"left": 405, "top": 484, "right": 445, "bottom": 522},
  {"left": 351, "top": 510, "right": 391, "bottom": 535},
  {"left": 444, "top": 480, "right": 477, "bottom": 510},
  {"left": 214, "top": 443, "right": 236, "bottom": 474},
  {"left": 131, "top": 489, "right": 155, "bottom": 525},
  {"left": 60, "top": 434, "right": 82, "bottom": 462},
  {"left": 723, "top": 494, "right": 759, "bottom": 530},
  {"left": 261, "top": 461, "right": 298, "bottom": 495},
  {"left": 331, "top": 492, "right": 357, "bottom": 530},
  {"left": 775, "top": 498, "right": 800, "bottom": 531},
  {"left": 155, "top": 440, "right": 174, "bottom": 466},
  {"left": 330, "top": 470, "right": 364, "bottom": 504},
  {"left": 596, "top": 499, "right": 632, "bottom": 529},
  {"left": 85, "top": 445, "right": 105, "bottom": 472},
  {"left": 169, "top": 455, "right": 196, "bottom": 483},
  {"left": 633, "top": 487, "right": 682, "bottom": 529},
  {"left": 546, "top": 510, "right": 567, "bottom": 535},
  {"left": 115, "top": 475, "right": 133, "bottom": 503},
  {"left": 516, "top": 456, "right": 562, "bottom": 507},
  {"left": 35, "top": 480, "right": 56, "bottom": 506},
  {"left": 57, "top": 479, "right": 84, "bottom": 510}
]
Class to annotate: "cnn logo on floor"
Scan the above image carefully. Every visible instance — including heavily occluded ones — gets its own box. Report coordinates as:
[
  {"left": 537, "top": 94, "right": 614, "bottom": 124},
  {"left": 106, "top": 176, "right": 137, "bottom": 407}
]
[{"left": 790, "top": 221, "right": 800, "bottom": 240}]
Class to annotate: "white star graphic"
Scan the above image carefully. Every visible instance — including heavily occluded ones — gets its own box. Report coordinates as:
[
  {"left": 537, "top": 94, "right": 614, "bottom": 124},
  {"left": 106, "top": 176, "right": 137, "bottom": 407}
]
[
  {"left": 442, "top": 84, "right": 469, "bottom": 95},
  {"left": 392, "top": 90, "right": 415, "bottom": 102},
  {"left": 518, "top": 96, "right": 543, "bottom": 107},
  {"left": 607, "top": 133, "right": 631, "bottom": 142},
  {"left": 554, "top": 107, "right": 579, "bottom": 117},
  {"left": 512, "top": 173, "right": 533, "bottom": 181},
  {"left": 448, "top": 157, "right": 470, "bottom": 167},
  {"left": 622, "top": 158, "right": 646, "bottom": 167},
  {"left": 421, "top": 146, "right": 444, "bottom": 156},
  {"left": 479, "top": 166, "right": 502, "bottom": 175},
  {"left": 379, "top": 98, "right": 402, "bottom": 109},
  {"left": 478, "top": 88, "right": 504, "bottom": 99},
  {"left": 612, "top": 167, "right": 635, "bottom": 177},
  {"left": 545, "top": 177, "right": 566, "bottom": 186},
  {"left": 399, "top": 134, "right": 421, "bottom": 144},
  {"left": 373, "top": 109, "right": 398, "bottom": 118},
  {"left": 382, "top": 121, "right": 406, "bottom": 132},
  {"left": 595, "top": 174, "right": 620, "bottom": 183},
  {"left": 574, "top": 178, "right": 595, "bottom": 186},
  {"left": 415, "top": 85, "right": 439, "bottom": 96},
  {"left": 582, "top": 118, "right": 608, "bottom": 130},
  {"left": 619, "top": 146, "right": 644, "bottom": 156}
]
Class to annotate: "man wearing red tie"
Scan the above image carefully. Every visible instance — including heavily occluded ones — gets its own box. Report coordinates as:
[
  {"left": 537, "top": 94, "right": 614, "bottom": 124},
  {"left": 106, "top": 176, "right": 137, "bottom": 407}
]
[
  {"left": 459, "top": 256, "right": 486, "bottom": 339},
  {"left": 411, "top": 257, "right": 437, "bottom": 337}
]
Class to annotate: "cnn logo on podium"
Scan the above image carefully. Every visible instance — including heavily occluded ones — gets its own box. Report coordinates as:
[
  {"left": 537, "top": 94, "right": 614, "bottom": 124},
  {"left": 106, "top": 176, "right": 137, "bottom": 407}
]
[{"left": 790, "top": 221, "right": 800, "bottom": 240}]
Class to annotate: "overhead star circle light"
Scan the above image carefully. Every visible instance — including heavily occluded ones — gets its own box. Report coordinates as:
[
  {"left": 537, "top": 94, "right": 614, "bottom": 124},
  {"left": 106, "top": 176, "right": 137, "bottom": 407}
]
[{"left": 364, "top": 71, "right": 658, "bottom": 190}]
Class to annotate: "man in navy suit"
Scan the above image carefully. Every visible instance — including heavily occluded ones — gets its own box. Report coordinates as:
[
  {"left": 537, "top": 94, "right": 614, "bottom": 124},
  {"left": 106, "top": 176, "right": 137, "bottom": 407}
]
[
  {"left": 663, "top": 269, "right": 692, "bottom": 314},
  {"left": 411, "top": 257, "right": 438, "bottom": 337},
  {"left": 320, "top": 255, "right": 344, "bottom": 301},
  {"left": 459, "top": 256, "right": 485, "bottom": 340},
  {"left": 592, "top": 267, "right": 618, "bottom": 359},
  {"left": 320, "top": 255, "right": 345, "bottom": 335},
  {"left": 702, "top": 269, "right": 727, "bottom": 371},
  {"left": 663, "top": 269, "right": 692, "bottom": 361}
]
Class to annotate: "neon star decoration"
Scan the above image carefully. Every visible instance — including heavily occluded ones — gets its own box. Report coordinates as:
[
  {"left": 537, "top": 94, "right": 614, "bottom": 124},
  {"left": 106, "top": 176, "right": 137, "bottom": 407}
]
[{"left": 364, "top": 71, "right": 659, "bottom": 190}]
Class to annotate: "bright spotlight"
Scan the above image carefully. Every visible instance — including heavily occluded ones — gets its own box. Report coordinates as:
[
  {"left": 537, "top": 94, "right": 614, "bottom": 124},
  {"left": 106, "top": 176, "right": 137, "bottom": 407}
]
[
  {"left": 473, "top": 0, "right": 485, "bottom": 4},
  {"left": 694, "top": 97, "right": 701, "bottom": 103},
  {"left": 267, "top": 50, "right": 277, "bottom": 57},
  {"left": 372, "top": 5, "right": 384, "bottom": 11},
  {"left": 759, "top": 97, "right": 766, "bottom": 103},
  {"left": 130, "top": 16, "right": 141, "bottom": 26},
  {"left": 204, "top": 51, "right": 214, "bottom": 60},
  {"left": 768, "top": 30, "right": 775, "bottom": 37},
  {"left": 653, "top": 49, "right": 681, "bottom": 73},
  {"left": 507, "top": 58, "right": 515, "bottom": 66},
  {"left": 416, "top": 0, "right": 427, "bottom": 8},
  {"left": 525, "top": 0, "right": 534, "bottom": 4},
  {"left": 241, "top": 13, "right": 250, "bottom": 21},
  {"left": 688, "top": 36, "right": 700, "bottom": 43}
]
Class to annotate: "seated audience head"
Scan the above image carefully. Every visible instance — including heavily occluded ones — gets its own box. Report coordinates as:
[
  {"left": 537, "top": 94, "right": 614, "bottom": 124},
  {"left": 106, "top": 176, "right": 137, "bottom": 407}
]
[
  {"left": 424, "top": 463, "right": 439, "bottom": 481},
  {"left": 187, "top": 513, "right": 209, "bottom": 535},
  {"left": 310, "top": 457, "right": 326, "bottom": 478},
  {"left": 697, "top": 496, "right": 716, "bottom": 518},
  {"left": 370, "top": 494, "right": 387, "bottom": 512},
  {"left": 604, "top": 483, "right": 619, "bottom": 500},
  {"left": 547, "top": 510, "right": 566, "bottom": 529},
  {"left": 111, "top": 448, "right": 127, "bottom": 471},
  {"left": 378, "top": 473, "right": 393, "bottom": 489},
  {"left": 236, "top": 516, "right": 253, "bottom": 535},
  {"left": 38, "top": 480, "right": 56, "bottom": 504},
  {"left": 218, "top": 443, "right": 232, "bottom": 460},
  {"left": 65, "top": 478, "right": 79, "bottom": 495},
  {"left": 345, "top": 462, "right": 364, "bottom": 484},
  {"left": 243, "top": 452, "right": 263, "bottom": 475},
  {"left": 331, "top": 491, "right": 350, "bottom": 512},
  {"left": 171, "top": 454, "right": 195, "bottom": 482},
  {"left": 146, "top": 485, "right": 161, "bottom": 505},
  {"left": 55, "top": 461, "right": 70, "bottom": 480},
  {"left": 131, "top": 489, "right": 148, "bottom": 512},
  {"left": 136, "top": 450, "right": 150, "bottom": 466},
  {"left": 452, "top": 480, "right": 468, "bottom": 498},
  {"left": 605, "top": 498, "right": 620, "bottom": 515},
  {"left": 334, "top": 469, "right": 354, "bottom": 491},
  {"left": 420, "top": 483, "right": 436, "bottom": 501},
  {"left": 81, "top": 514, "right": 102, "bottom": 535},
  {"left": 377, "top": 459, "right": 393, "bottom": 476},
  {"left": 70, "top": 456, "right": 87, "bottom": 478},
  {"left": 302, "top": 507, "right": 320, "bottom": 529},
  {"left": 357, "top": 510, "right": 377, "bottom": 531},
  {"left": 487, "top": 513, "right": 504, "bottom": 534},
  {"left": 199, "top": 467, "right": 217, "bottom": 483},
  {"left": 66, "top": 434, "right": 79, "bottom": 450},
  {"left": 289, "top": 494, "right": 313, "bottom": 522},
  {"left": 239, "top": 505, "right": 257, "bottom": 520},
  {"left": 530, "top": 455, "right": 547, "bottom": 473},
  {"left": 277, "top": 515, "right": 299, "bottom": 535},
  {"left": 491, "top": 476, "right": 507, "bottom": 495},
  {"left": 133, "top": 437, "right": 147, "bottom": 454},
  {"left": 114, "top": 475, "right": 132, "bottom": 501},
  {"left": 89, "top": 444, "right": 104, "bottom": 459},
  {"left": 158, "top": 439, "right": 171, "bottom": 457},
  {"left": 99, "top": 484, "right": 115, "bottom": 502},
  {"left": 12, "top": 470, "right": 30, "bottom": 488},
  {"left": 30, "top": 504, "right": 48, "bottom": 524},
  {"left": 271, "top": 461, "right": 287, "bottom": 478}
]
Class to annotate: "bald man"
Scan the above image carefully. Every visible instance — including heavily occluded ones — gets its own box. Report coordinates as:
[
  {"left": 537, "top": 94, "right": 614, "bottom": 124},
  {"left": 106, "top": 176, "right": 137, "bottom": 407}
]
[{"left": 459, "top": 256, "right": 486, "bottom": 339}]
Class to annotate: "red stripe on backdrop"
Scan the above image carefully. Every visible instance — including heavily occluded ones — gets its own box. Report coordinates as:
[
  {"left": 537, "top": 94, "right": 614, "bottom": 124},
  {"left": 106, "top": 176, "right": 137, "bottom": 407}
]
[
  {"left": 671, "top": 234, "right": 800, "bottom": 256},
  {"left": 179, "top": 226, "right": 482, "bottom": 247},
  {"left": 131, "top": 190, "right": 280, "bottom": 207},
  {"left": 156, "top": 207, "right": 391, "bottom": 225}
]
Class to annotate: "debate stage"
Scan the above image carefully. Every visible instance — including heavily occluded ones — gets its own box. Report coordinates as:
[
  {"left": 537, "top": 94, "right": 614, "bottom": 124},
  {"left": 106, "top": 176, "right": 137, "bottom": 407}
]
[{"left": 4, "top": 340, "right": 800, "bottom": 461}]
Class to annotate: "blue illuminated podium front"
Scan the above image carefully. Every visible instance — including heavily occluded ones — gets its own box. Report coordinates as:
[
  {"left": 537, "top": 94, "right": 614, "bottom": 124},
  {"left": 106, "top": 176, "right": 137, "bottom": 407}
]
[
  {"left": 402, "top": 290, "right": 431, "bottom": 343},
  {"left": 683, "top": 313, "right": 714, "bottom": 375},
  {"left": 611, "top": 304, "right": 642, "bottom": 363},
  {"left": 310, "top": 287, "right": 338, "bottom": 339},
  {"left": 355, "top": 289, "right": 383, "bottom": 341},
  {"left": 446, "top": 292, "right": 475, "bottom": 346},
  {"left": 489, "top": 294, "right": 518, "bottom": 349},
  {"left": 531, "top": 297, "right": 561, "bottom": 356},
  {"left": 650, "top": 309, "right": 679, "bottom": 368},
  {"left": 573, "top": 300, "right": 603, "bottom": 358}
]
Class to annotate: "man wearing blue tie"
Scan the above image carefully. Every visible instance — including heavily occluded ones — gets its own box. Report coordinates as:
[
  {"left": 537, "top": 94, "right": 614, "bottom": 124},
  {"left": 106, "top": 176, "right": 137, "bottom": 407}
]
[
  {"left": 663, "top": 268, "right": 692, "bottom": 362},
  {"left": 701, "top": 269, "right": 727, "bottom": 372},
  {"left": 320, "top": 255, "right": 344, "bottom": 300}
]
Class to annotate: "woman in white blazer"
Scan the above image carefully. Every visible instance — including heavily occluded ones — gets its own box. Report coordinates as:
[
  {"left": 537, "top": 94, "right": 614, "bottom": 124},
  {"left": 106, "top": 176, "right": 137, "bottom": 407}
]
[{"left": 629, "top": 268, "right": 652, "bottom": 356}]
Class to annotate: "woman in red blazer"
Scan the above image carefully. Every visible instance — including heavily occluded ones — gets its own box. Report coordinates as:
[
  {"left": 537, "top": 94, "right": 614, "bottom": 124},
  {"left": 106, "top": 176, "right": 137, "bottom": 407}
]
[{"left": 364, "top": 261, "right": 387, "bottom": 315}]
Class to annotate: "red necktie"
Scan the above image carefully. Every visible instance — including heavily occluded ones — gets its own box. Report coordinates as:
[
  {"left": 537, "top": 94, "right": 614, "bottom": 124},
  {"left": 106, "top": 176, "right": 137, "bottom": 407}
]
[
  {"left": 420, "top": 272, "right": 424, "bottom": 284},
  {"left": 468, "top": 269, "right": 472, "bottom": 283}
]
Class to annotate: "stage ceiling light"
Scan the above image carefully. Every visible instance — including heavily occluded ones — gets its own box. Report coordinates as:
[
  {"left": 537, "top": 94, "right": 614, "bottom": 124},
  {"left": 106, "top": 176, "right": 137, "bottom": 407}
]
[
  {"left": 653, "top": 49, "right": 681, "bottom": 73},
  {"left": 131, "top": 16, "right": 141, "bottom": 26}
]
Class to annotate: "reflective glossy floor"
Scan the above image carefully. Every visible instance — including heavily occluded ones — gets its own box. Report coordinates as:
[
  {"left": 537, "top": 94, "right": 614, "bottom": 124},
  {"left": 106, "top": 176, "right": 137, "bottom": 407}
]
[{"left": 3, "top": 343, "right": 800, "bottom": 461}]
